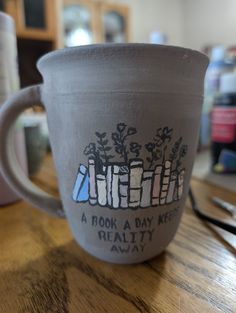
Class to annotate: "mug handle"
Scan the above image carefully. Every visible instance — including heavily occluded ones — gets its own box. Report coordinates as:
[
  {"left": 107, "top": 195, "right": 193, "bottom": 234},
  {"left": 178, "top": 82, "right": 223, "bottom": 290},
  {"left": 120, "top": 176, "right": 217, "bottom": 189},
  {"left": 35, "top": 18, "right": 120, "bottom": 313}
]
[{"left": 0, "top": 84, "right": 65, "bottom": 218}]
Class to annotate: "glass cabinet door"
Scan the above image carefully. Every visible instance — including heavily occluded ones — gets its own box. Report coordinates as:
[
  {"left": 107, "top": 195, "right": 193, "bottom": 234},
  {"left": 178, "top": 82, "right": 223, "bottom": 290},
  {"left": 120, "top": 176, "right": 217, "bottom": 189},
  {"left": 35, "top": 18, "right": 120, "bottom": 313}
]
[
  {"left": 63, "top": 4, "right": 93, "bottom": 47},
  {"left": 102, "top": 10, "right": 126, "bottom": 43},
  {"left": 0, "top": 0, "right": 5, "bottom": 11},
  {"left": 23, "top": 0, "right": 46, "bottom": 29},
  {"left": 13, "top": 0, "right": 57, "bottom": 42}
]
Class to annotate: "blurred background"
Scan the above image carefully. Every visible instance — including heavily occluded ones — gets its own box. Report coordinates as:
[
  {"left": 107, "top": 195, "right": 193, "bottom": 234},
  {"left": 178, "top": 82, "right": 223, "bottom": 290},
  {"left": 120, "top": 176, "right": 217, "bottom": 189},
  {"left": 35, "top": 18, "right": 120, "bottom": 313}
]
[
  {"left": 2, "top": 0, "right": 236, "bottom": 87},
  {"left": 1, "top": 0, "right": 236, "bottom": 204}
]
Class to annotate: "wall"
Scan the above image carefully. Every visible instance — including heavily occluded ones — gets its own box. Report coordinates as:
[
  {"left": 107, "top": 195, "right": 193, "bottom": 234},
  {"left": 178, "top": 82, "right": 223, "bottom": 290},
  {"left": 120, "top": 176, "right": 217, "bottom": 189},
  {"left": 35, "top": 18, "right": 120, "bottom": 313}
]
[
  {"left": 107, "top": 0, "right": 236, "bottom": 50},
  {"left": 182, "top": 0, "right": 236, "bottom": 50},
  {"left": 107, "top": 0, "right": 184, "bottom": 46}
]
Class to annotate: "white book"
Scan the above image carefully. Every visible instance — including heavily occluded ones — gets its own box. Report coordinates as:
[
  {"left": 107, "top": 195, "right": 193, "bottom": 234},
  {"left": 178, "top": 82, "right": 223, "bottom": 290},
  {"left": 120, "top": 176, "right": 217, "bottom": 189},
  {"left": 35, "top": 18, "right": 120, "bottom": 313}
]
[
  {"left": 166, "top": 172, "right": 177, "bottom": 204},
  {"left": 96, "top": 173, "right": 107, "bottom": 206},
  {"left": 88, "top": 158, "right": 97, "bottom": 205},
  {"left": 160, "top": 160, "right": 171, "bottom": 205},
  {"left": 152, "top": 165, "right": 162, "bottom": 206},
  {"left": 119, "top": 166, "right": 129, "bottom": 208},
  {"left": 129, "top": 160, "right": 143, "bottom": 208},
  {"left": 178, "top": 169, "right": 185, "bottom": 200},
  {"left": 141, "top": 171, "right": 153, "bottom": 208}
]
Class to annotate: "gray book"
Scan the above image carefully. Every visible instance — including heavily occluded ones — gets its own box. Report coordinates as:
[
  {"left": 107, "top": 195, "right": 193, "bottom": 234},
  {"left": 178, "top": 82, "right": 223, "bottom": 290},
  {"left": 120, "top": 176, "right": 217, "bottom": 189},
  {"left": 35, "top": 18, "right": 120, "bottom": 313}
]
[
  {"left": 96, "top": 173, "right": 107, "bottom": 206},
  {"left": 107, "top": 165, "right": 112, "bottom": 206},
  {"left": 178, "top": 169, "right": 185, "bottom": 200},
  {"left": 152, "top": 165, "right": 162, "bottom": 206},
  {"left": 106, "top": 164, "right": 120, "bottom": 208},
  {"left": 88, "top": 158, "right": 97, "bottom": 205},
  {"left": 166, "top": 172, "right": 177, "bottom": 204},
  {"left": 160, "top": 160, "right": 171, "bottom": 205},
  {"left": 119, "top": 165, "right": 129, "bottom": 208},
  {"left": 129, "top": 160, "right": 143, "bottom": 208},
  {"left": 141, "top": 171, "right": 153, "bottom": 208},
  {"left": 112, "top": 165, "right": 120, "bottom": 208}
]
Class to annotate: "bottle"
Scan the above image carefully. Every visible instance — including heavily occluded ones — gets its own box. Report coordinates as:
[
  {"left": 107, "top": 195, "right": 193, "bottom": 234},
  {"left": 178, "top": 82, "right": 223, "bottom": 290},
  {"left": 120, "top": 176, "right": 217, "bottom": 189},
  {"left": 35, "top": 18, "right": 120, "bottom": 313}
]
[
  {"left": 149, "top": 31, "right": 167, "bottom": 45},
  {"left": 0, "top": 12, "right": 27, "bottom": 205},
  {"left": 227, "top": 46, "right": 236, "bottom": 70},
  {"left": 200, "top": 46, "right": 234, "bottom": 148},
  {"left": 211, "top": 72, "right": 236, "bottom": 173}
]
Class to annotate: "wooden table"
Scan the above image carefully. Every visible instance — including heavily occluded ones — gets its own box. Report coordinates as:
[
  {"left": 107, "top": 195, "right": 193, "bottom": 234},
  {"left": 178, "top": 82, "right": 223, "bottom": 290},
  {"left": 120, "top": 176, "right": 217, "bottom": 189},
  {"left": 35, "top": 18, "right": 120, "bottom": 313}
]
[{"left": 0, "top": 154, "right": 235, "bottom": 313}]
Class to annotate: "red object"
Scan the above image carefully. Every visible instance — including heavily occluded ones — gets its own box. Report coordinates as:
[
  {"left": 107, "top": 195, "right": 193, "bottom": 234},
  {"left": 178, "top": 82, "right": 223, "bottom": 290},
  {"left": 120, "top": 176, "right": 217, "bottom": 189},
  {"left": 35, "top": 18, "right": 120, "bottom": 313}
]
[{"left": 211, "top": 107, "right": 236, "bottom": 143}]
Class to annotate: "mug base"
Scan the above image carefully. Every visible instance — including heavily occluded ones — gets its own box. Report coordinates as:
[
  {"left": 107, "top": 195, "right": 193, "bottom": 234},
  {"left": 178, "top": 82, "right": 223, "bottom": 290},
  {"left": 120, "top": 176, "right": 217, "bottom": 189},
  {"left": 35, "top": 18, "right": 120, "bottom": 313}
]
[{"left": 73, "top": 236, "right": 174, "bottom": 265}]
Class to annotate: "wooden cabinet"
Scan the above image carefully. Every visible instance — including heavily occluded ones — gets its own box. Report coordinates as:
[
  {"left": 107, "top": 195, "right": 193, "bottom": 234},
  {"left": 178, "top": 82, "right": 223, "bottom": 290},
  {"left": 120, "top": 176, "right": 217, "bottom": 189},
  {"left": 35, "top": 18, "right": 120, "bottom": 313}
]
[
  {"left": 63, "top": 0, "right": 129, "bottom": 47},
  {"left": 0, "top": 0, "right": 63, "bottom": 87},
  {"left": 3, "top": 0, "right": 62, "bottom": 49},
  {"left": 1, "top": 0, "right": 130, "bottom": 49},
  {"left": 0, "top": 0, "right": 129, "bottom": 87}
]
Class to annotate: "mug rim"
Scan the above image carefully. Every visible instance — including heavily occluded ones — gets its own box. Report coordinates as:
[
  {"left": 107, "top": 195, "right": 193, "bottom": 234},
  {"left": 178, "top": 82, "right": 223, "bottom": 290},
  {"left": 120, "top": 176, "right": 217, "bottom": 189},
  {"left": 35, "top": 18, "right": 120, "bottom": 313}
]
[{"left": 37, "top": 43, "right": 209, "bottom": 72}]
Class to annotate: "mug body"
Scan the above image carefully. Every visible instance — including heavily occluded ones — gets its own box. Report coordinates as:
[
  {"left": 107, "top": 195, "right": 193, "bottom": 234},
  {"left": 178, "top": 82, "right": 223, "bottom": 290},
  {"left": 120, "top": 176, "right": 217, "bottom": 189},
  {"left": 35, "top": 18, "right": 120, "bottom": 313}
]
[{"left": 38, "top": 44, "right": 208, "bottom": 263}]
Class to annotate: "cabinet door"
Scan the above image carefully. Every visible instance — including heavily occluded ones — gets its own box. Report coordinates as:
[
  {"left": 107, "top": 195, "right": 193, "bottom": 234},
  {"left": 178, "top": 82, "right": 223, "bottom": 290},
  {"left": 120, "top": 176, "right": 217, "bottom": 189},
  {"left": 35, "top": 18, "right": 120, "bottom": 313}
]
[
  {"left": 63, "top": 0, "right": 99, "bottom": 46},
  {"left": 0, "top": 0, "right": 5, "bottom": 11},
  {"left": 100, "top": 3, "right": 129, "bottom": 43},
  {"left": 15, "top": 0, "right": 59, "bottom": 41}
]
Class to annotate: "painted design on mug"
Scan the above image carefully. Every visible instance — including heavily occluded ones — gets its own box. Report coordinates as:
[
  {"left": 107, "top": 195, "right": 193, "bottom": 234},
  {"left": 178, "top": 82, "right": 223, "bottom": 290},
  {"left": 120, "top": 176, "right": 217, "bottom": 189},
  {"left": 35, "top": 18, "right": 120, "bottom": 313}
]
[{"left": 72, "top": 123, "right": 188, "bottom": 209}]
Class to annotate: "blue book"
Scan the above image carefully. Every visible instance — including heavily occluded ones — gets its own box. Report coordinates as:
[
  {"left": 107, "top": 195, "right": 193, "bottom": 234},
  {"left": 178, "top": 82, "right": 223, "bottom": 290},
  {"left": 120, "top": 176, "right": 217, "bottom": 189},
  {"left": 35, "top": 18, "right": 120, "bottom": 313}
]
[{"left": 72, "top": 164, "right": 89, "bottom": 202}]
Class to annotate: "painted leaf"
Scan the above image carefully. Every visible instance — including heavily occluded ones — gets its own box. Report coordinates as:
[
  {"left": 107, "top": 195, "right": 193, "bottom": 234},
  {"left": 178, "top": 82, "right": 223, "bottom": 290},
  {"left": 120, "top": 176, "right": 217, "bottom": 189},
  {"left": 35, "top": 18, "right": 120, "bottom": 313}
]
[
  {"left": 115, "top": 146, "right": 123, "bottom": 154},
  {"left": 101, "top": 139, "right": 108, "bottom": 146},
  {"left": 107, "top": 155, "right": 114, "bottom": 159},
  {"left": 112, "top": 132, "right": 119, "bottom": 142},
  {"left": 95, "top": 132, "right": 106, "bottom": 138},
  {"left": 127, "top": 127, "right": 137, "bottom": 136},
  {"left": 156, "top": 128, "right": 162, "bottom": 136},
  {"left": 104, "top": 146, "right": 112, "bottom": 151},
  {"left": 180, "top": 145, "right": 188, "bottom": 157}
]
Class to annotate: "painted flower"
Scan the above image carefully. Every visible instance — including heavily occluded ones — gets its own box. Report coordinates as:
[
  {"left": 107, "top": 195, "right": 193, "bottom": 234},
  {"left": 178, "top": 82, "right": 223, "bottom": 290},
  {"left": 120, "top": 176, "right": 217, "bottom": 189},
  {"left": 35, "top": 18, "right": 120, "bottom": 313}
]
[
  {"left": 163, "top": 127, "right": 173, "bottom": 137},
  {"left": 179, "top": 145, "right": 188, "bottom": 158},
  {"left": 169, "top": 137, "right": 183, "bottom": 160},
  {"left": 155, "top": 127, "right": 173, "bottom": 146},
  {"left": 95, "top": 132, "right": 106, "bottom": 139},
  {"left": 115, "top": 145, "right": 123, "bottom": 155},
  {"left": 130, "top": 142, "right": 142, "bottom": 157},
  {"left": 152, "top": 149, "right": 162, "bottom": 161},
  {"left": 127, "top": 127, "right": 137, "bottom": 136},
  {"left": 84, "top": 143, "right": 96, "bottom": 155},
  {"left": 145, "top": 142, "right": 155, "bottom": 152},
  {"left": 117, "top": 123, "right": 127, "bottom": 133},
  {"left": 111, "top": 132, "right": 119, "bottom": 142}
]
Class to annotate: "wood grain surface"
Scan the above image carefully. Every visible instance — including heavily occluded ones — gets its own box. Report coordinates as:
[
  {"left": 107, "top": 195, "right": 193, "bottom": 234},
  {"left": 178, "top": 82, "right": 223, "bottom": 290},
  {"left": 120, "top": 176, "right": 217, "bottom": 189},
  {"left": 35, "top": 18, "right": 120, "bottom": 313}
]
[{"left": 0, "top": 154, "right": 235, "bottom": 313}]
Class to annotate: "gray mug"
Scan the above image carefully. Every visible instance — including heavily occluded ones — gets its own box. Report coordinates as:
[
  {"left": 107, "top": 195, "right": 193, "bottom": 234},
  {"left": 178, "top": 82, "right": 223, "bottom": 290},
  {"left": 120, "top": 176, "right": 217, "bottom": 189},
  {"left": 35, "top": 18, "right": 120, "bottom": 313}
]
[{"left": 0, "top": 44, "right": 208, "bottom": 264}]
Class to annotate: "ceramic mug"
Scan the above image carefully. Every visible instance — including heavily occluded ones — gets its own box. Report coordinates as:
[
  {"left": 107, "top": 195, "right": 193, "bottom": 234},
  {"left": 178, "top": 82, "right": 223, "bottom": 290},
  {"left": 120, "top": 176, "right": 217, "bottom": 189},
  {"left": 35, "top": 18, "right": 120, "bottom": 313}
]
[
  {"left": 0, "top": 11, "right": 27, "bottom": 205},
  {"left": 0, "top": 44, "right": 208, "bottom": 264}
]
